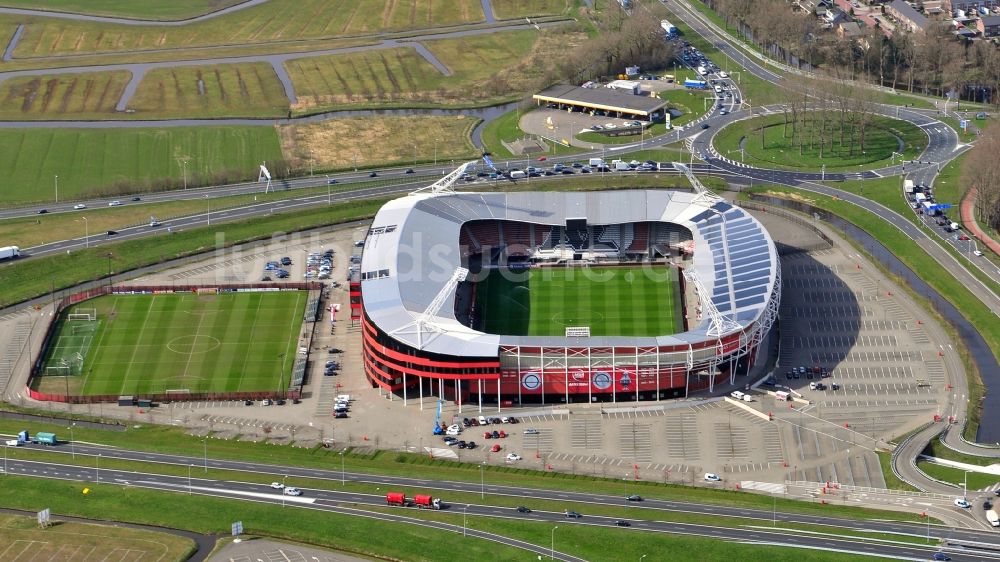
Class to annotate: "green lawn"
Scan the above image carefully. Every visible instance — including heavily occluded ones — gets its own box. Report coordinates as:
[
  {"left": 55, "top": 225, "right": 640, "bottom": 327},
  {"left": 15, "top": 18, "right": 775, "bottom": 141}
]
[
  {"left": 476, "top": 265, "right": 682, "bottom": 337},
  {"left": 0, "top": 0, "right": 245, "bottom": 19},
  {"left": 714, "top": 113, "right": 926, "bottom": 171},
  {"left": 917, "top": 460, "right": 1000, "bottom": 491},
  {"left": 0, "top": 126, "right": 282, "bottom": 204},
  {"left": 37, "top": 291, "right": 306, "bottom": 396}
]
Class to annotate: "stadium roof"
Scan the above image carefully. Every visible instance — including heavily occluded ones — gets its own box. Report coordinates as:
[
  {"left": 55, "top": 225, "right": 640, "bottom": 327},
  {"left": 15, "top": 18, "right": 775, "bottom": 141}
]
[
  {"left": 360, "top": 190, "right": 779, "bottom": 356},
  {"left": 533, "top": 84, "right": 667, "bottom": 116}
]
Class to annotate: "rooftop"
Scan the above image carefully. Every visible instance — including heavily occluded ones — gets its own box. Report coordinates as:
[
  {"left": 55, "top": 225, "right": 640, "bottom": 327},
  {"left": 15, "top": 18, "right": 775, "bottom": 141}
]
[{"left": 533, "top": 84, "right": 667, "bottom": 116}]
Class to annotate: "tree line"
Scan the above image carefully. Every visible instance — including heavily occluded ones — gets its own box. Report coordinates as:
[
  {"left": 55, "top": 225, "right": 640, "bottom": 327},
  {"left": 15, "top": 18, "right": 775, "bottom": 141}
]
[{"left": 960, "top": 125, "right": 1000, "bottom": 233}]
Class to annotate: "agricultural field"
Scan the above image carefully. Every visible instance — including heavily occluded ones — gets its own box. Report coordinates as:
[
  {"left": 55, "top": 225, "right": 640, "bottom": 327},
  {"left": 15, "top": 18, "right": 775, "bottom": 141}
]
[
  {"left": 278, "top": 115, "right": 478, "bottom": 170},
  {"left": 0, "top": 513, "right": 195, "bottom": 562},
  {"left": 286, "top": 29, "right": 576, "bottom": 111},
  {"left": 476, "top": 266, "right": 683, "bottom": 337},
  {"left": 0, "top": 0, "right": 245, "bottom": 20},
  {"left": 0, "top": 126, "right": 282, "bottom": 204},
  {"left": 0, "top": 71, "right": 130, "bottom": 119},
  {"left": 127, "top": 63, "right": 289, "bottom": 118},
  {"left": 490, "top": 0, "right": 577, "bottom": 18},
  {"left": 37, "top": 291, "right": 307, "bottom": 397},
  {"left": 9, "top": 0, "right": 488, "bottom": 58}
]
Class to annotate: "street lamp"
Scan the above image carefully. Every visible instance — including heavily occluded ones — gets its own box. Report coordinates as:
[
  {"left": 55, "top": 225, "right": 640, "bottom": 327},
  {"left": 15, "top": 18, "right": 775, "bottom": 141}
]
[
  {"left": 188, "top": 464, "right": 192, "bottom": 495},
  {"left": 204, "top": 195, "right": 210, "bottom": 226},
  {"left": 480, "top": 462, "right": 486, "bottom": 499},
  {"left": 341, "top": 448, "right": 346, "bottom": 485},
  {"left": 821, "top": 164, "right": 825, "bottom": 181},
  {"left": 550, "top": 526, "right": 559, "bottom": 560},
  {"left": 964, "top": 470, "right": 969, "bottom": 499},
  {"left": 640, "top": 555, "right": 647, "bottom": 562},
  {"left": 325, "top": 175, "right": 331, "bottom": 205},
  {"left": 79, "top": 216, "right": 89, "bottom": 248},
  {"left": 463, "top": 505, "right": 468, "bottom": 537},
  {"left": 203, "top": 438, "right": 208, "bottom": 473},
  {"left": 68, "top": 422, "right": 75, "bottom": 459},
  {"left": 54, "top": 175, "right": 58, "bottom": 203},
  {"left": 624, "top": 473, "right": 629, "bottom": 508},
  {"left": 106, "top": 253, "right": 113, "bottom": 280},
  {"left": 96, "top": 454, "right": 101, "bottom": 484},
  {"left": 182, "top": 160, "right": 189, "bottom": 190},
  {"left": 282, "top": 474, "right": 288, "bottom": 507}
]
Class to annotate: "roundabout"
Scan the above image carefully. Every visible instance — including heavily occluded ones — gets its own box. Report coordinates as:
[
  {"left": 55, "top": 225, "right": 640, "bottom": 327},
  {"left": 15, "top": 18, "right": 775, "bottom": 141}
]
[{"left": 711, "top": 111, "right": 927, "bottom": 172}]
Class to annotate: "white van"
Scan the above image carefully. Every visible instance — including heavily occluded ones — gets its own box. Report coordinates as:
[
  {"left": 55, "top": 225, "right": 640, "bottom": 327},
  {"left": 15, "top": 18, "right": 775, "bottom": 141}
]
[
  {"left": 741, "top": 394, "right": 753, "bottom": 402},
  {"left": 509, "top": 170, "right": 526, "bottom": 180},
  {"left": 714, "top": 85, "right": 722, "bottom": 93},
  {"left": 730, "top": 390, "right": 744, "bottom": 400},
  {"left": 336, "top": 394, "right": 352, "bottom": 402},
  {"left": 774, "top": 391, "right": 790, "bottom": 401}
]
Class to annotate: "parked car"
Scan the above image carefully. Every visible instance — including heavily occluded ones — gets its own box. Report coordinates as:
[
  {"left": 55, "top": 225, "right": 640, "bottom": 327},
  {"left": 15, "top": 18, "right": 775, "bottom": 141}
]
[
  {"left": 506, "top": 453, "right": 521, "bottom": 462},
  {"left": 524, "top": 428, "right": 539, "bottom": 435},
  {"left": 704, "top": 473, "right": 721, "bottom": 482}
]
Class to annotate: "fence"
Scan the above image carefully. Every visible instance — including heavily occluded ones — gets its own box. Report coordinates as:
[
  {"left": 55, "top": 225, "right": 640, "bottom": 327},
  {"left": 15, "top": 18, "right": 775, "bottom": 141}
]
[{"left": 27, "top": 282, "right": 322, "bottom": 403}]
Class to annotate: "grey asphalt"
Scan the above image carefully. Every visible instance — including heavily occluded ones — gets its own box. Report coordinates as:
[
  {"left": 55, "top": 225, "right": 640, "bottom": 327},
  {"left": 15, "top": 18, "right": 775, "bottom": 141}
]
[
  {"left": 0, "top": 0, "right": 272, "bottom": 26},
  {"left": 2, "top": 24, "right": 22, "bottom": 62},
  {"left": 481, "top": 0, "right": 496, "bottom": 23},
  {"left": 2, "top": 444, "right": 993, "bottom": 561}
]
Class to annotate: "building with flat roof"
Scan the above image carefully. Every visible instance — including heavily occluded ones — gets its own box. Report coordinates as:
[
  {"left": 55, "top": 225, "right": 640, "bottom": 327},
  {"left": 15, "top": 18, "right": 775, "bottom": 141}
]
[
  {"left": 886, "top": 0, "right": 928, "bottom": 31},
  {"left": 532, "top": 84, "right": 668, "bottom": 122}
]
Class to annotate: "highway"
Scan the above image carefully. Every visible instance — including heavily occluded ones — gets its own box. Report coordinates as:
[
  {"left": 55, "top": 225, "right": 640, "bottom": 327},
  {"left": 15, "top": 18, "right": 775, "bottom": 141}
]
[
  {"left": 2, "top": 442, "right": 996, "bottom": 562},
  {"left": 7, "top": 443, "right": 1000, "bottom": 560}
]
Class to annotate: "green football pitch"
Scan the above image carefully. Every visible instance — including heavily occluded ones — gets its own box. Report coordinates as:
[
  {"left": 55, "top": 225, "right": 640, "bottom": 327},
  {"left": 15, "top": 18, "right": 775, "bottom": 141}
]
[
  {"left": 475, "top": 266, "right": 683, "bottom": 337},
  {"left": 37, "top": 291, "right": 306, "bottom": 396}
]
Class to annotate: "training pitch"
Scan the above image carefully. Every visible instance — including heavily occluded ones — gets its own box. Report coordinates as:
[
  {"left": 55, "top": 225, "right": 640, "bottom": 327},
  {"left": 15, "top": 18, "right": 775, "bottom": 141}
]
[
  {"left": 475, "top": 266, "right": 683, "bottom": 337},
  {"left": 37, "top": 291, "right": 306, "bottom": 397}
]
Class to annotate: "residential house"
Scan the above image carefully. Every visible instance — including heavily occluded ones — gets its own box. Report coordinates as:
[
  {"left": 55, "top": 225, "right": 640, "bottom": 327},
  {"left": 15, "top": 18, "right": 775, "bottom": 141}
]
[
  {"left": 837, "top": 20, "right": 865, "bottom": 37},
  {"left": 947, "top": 0, "right": 1000, "bottom": 16},
  {"left": 978, "top": 13, "right": 1000, "bottom": 35},
  {"left": 886, "top": 0, "right": 928, "bottom": 31}
]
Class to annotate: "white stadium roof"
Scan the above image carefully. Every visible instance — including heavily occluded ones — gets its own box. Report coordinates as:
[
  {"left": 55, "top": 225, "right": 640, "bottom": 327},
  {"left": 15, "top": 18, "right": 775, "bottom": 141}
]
[{"left": 360, "top": 190, "right": 779, "bottom": 356}]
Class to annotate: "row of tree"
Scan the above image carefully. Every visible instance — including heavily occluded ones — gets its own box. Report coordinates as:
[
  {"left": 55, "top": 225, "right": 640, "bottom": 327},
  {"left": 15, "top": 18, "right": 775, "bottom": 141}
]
[
  {"left": 960, "top": 125, "right": 1000, "bottom": 233},
  {"left": 704, "top": 0, "right": 1000, "bottom": 106}
]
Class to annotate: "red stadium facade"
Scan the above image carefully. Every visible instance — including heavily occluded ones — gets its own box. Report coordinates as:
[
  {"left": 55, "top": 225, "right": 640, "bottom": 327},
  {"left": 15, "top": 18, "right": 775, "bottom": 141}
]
[{"left": 359, "top": 188, "right": 779, "bottom": 410}]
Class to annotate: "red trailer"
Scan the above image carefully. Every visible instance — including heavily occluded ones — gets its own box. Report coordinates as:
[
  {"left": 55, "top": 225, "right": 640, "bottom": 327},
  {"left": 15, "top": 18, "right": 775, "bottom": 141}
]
[{"left": 386, "top": 492, "right": 409, "bottom": 507}]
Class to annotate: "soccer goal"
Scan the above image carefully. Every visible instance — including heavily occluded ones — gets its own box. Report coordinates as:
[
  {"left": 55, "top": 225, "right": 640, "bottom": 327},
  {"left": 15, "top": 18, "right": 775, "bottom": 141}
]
[{"left": 67, "top": 308, "right": 97, "bottom": 321}]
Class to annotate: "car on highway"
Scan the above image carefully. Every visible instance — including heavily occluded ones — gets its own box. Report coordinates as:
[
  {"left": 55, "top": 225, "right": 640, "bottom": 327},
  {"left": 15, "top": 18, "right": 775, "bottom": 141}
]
[
  {"left": 516, "top": 506, "right": 532, "bottom": 513},
  {"left": 109, "top": 200, "right": 121, "bottom": 206},
  {"left": 506, "top": 453, "right": 522, "bottom": 462},
  {"left": 405, "top": 168, "right": 415, "bottom": 174},
  {"left": 954, "top": 498, "right": 971, "bottom": 508},
  {"left": 626, "top": 495, "right": 643, "bottom": 502},
  {"left": 284, "top": 487, "right": 302, "bottom": 496},
  {"left": 369, "top": 171, "right": 378, "bottom": 177},
  {"left": 704, "top": 473, "right": 721, "bottom": 482},
  {"left": 615, "top": 520, "right": 631, "bottom": 527},
  {"left": 565, "top": 510, "right": 582, "bottom": 518},
  {"left": 73, "top": 204, "right": 87, "bottom": 210},
  {"left": 932, "top": 553, "right": 951, "bottom": 561},
  {"left": 327, "top": 178, "right": 338, "bottom": 185},
  {"left": 107, "top": 230, "right": 118, "bottom": 236},
  {"left": 701, "top": 123, "right": 710, "bottom": 130},
  {"left": 270, "top": 482, "right": 285, "bottom": 489},
  {"left": 37, "top": 209, "right": 48, "bottom": 214},
  {"left": 958, "top": 235, "right": 970, "bottom": 240},
  {"left": 131, "top": 196, "right": 141, "bottom": 201}
]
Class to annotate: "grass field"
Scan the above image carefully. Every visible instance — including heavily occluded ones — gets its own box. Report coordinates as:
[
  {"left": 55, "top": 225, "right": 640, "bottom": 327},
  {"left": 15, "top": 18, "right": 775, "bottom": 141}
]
[
  {"left": 11, "top": 0, "right": 487, "bottom": 58},
  {"left": 0, "top": 513, "right": 195, "bottom": 562},
  {"left": 714, "top": 113, "right": 927, "bottom": 171},
  {"left": 0, "top": 126, "right": 282, "bottom": 204},
  {"left": 491, "top": 0, "right": 576, "bottom": 18},
  {"left": 127, "top": 63, "right": 289, "bottom": 118},
  {"left": 278, "top": 114, "right": 477, "bottom": 170},
  {"left": 476, "top": 265, "right": 682, "bottom": 337},
  {"left": 286, "top": 29, "right": 544, "bottom": 111},
  {"left": 0, "top": 0, "right": 245, "bottom": 19},
  {"left": 37, "top": 291, "right": 306, "bottom": 396},
  {"left": 0, "top": 71, "right": 130, "bottom": 119}
]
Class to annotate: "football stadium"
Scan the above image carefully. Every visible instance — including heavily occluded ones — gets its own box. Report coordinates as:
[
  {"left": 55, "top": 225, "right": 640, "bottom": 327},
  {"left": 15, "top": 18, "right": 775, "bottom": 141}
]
[{"left": 360, "top": 178, "right": 781, "bottom": 407}]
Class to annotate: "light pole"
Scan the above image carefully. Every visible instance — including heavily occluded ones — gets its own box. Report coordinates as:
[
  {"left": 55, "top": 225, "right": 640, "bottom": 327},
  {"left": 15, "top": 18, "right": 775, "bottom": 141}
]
[
  {"left": 204, "top": 195, "right": 210, "bottom": 226},
  {"left": 463, "top": 505, "right": 468, "bottom": 537},
  {"left": 964, "top": 470, "right": 969, "bottom": 499},
  {"left": 341, "top": 448, "right": 346, "bottom": 485},
  {"left": 624, "top": 473, "right": 628, "bottom": 508},
  {"left": 68, "top": 423, "right": 75, "bottom": 459},
  {"left": 821, "top": 164, "right": 825, "bottom": 181},
  {"left": 54, "top": 175, "right": 58, "bottom": 203},
  {"left": 203, "top": 438, "right": 208, "bottom": 473},
  {"left": 325, "top": 175, "right": 331, "bottom": 205},
  {"left": 480, "top": 462, "right": 486, "bottom": 499},
  {"left": 282, "top": 474, "right": 288, "bottom": 507},
  {"left": 106, "top": 253, "right": 113, "bottom": 280},
  {"left": 81, "top": 216, "right": 89, "bottom": 248},
  {"left": 188, "top": 464, "right": 192, "bottom": 495},
  {"left": 550, "top": 526, "right": 558, "bottom": 560},
  {"left": 640, "top": 555, "right": 647, "bottom": 562},
  {"left": 96, "top": 454, "right": 101, "bottom": 484},
  {"left": 182, "top": 160, "right": 188, "bottom": 190}
]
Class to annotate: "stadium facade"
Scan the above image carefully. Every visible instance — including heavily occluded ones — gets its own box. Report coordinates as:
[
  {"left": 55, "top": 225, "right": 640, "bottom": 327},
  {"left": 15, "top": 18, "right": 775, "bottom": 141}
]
[{"left": 360, "top": 189, "right": 780, "bottom": 408}]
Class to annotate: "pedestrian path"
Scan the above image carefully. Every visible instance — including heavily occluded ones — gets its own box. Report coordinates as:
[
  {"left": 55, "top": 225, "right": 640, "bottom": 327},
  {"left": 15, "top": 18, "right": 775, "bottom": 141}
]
[{"left": 962, "top": 186, "right": 1000, "bottom": 257}]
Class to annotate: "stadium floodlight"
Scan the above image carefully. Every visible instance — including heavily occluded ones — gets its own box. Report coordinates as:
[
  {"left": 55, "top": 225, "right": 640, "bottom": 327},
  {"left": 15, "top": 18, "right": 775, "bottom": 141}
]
[{"left": 390, "top": 267, "right": 468, "bottom": 348}]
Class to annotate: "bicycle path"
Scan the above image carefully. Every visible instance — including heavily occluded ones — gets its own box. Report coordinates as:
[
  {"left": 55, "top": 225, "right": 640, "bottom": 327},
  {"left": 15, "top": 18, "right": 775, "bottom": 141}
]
[{"left": 961, "top": 186, "right": 1000, "bottom": 257}]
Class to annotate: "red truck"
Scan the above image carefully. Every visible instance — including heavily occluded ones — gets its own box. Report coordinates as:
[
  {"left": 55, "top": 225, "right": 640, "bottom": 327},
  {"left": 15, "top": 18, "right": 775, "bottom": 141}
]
[
  {"left": 386, "top": 492, "right": 442, "bottom": 509},
  {"left": 413, "top": 494, "right": 443, "bottom": 510}
]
